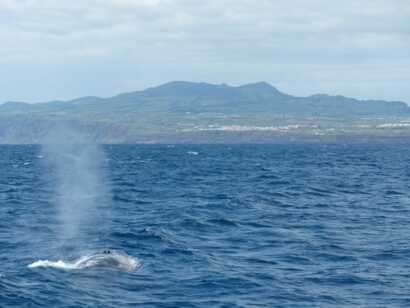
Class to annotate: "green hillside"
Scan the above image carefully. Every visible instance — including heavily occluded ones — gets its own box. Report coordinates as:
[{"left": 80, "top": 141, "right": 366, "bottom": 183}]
[{"left": 1, "top": 81, "right": 409, "bottom": 143}]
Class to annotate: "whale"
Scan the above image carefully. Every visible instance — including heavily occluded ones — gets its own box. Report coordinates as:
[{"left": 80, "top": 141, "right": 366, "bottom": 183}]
[{"left": 28, "top": 249, "right": 141, "bottom": 272}]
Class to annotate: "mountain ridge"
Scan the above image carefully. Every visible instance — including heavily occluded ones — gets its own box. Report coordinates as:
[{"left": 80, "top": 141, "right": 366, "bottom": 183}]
[
  {"left": 1, "top": 81, "right": 406, "bottom": 108},
  {"left": 1, "top": 81, "right": 410, "bottom": 143}
]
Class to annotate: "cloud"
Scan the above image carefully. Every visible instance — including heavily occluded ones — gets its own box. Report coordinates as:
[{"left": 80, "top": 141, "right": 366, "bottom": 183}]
[{"left": 0, "top": 0, "right": 409, "bottom": 102}]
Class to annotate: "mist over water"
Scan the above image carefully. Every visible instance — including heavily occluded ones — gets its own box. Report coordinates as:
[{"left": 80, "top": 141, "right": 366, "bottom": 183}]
[
  {"left": 25, "top": 126, "right": 141, "bottom": 273},
  {"left": 41, "top": 126, "right": 111, "bottom": 248}
]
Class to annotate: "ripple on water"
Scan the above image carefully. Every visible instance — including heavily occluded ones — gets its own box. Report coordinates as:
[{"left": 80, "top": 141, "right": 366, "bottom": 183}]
[{"left": 2, "top": 144, "right": 410, "bottom": 307}]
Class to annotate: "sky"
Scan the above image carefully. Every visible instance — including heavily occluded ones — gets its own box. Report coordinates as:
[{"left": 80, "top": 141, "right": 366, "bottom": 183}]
[{"left": 0, "top": 0, "right": 409, "bottom": 103}]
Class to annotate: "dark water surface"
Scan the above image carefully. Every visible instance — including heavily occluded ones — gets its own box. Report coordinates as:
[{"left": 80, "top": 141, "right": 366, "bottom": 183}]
[{"left": 2, "top": 144, "right": 410, "bottom": 307}]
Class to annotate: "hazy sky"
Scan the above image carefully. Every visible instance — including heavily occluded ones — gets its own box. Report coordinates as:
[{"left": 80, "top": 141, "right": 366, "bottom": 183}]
[{"left": 1, "top": 0, "right": 409, "bottom": 103}]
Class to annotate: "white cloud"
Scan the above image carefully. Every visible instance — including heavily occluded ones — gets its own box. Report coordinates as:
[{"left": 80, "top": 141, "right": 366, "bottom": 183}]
[{"left": 0, "top": 0, "right": 409, "bottom": 102}]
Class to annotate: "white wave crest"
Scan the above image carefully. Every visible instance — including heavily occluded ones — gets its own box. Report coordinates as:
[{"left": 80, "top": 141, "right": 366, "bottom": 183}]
[{"left": 28, "top": 250, "right": 141, "bottom": 272}]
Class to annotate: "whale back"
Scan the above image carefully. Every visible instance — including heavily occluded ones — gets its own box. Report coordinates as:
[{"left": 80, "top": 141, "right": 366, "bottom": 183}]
[
  {"left": 28, "top": 250, "right": 141, "bottom": 272},
  {"left": 75, "top": 250, "right": 139, "bottom": 271}
]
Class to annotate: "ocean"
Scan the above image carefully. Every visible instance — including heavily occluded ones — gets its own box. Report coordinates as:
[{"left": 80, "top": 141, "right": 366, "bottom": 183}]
[{"left": 1, "top": 144, "right": 410, "bottom": 307}]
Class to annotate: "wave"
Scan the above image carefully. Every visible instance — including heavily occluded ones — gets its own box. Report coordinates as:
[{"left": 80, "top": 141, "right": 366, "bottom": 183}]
[{"left": 28, "top": 250, "right": 141, "bottom": 272}]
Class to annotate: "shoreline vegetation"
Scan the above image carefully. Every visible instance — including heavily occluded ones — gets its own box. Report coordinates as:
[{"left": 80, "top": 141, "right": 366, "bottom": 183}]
[{"left": 1, "top": 81, "right": 409, "bottom": 144}]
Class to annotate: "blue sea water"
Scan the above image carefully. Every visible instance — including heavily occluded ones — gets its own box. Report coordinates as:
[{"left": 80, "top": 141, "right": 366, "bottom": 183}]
[{"left": 2, "top": 144, "right": 410, "bottom": 307}]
